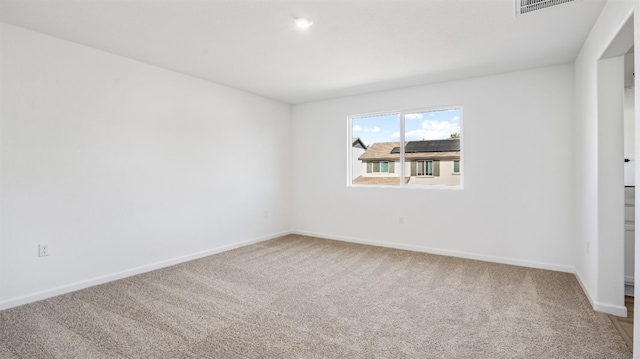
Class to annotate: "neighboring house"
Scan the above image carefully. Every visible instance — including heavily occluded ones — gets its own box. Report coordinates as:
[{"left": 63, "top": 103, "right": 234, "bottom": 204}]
[
  {"left": 354, "top": 139, "right": 460, "bottom": 186},
  {"left": 352, "top": 137, "right": 368, "bottom": 179}
]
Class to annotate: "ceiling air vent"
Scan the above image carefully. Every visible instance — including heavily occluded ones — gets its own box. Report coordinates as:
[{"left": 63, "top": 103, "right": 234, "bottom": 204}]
[{"left": 516, "top": 0, "right": 575, "bottom": 15}]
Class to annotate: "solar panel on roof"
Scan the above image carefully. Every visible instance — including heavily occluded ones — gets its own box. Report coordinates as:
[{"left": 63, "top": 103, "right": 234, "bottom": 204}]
[
  {"left": 394, "top": 140, "right": 458, "bottom": 152},
  {"left": 391, "top": 139, "right": 459, "bottom": 153}
]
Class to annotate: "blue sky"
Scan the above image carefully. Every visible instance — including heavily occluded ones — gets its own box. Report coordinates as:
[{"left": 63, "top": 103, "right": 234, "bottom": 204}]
[{"left": 352, "top": 108, "right": 461, "bottom": 146}]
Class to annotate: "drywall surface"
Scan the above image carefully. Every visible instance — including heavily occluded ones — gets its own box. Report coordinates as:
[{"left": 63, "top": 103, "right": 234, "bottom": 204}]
[
  {"left": 596, "top": 56, "right": 625, "bottom": 313},
  {"left": 0, "top": 23, "right": 292, "bottom": 308},
  {"left": 624, "top": 87, "right": 635, "bottom": 186},
  {"left": 573, "top": 0, "right": 633, "bottom": 316},
  {"left": 292, "top": 64, "right": 575, "bottom": 272}
]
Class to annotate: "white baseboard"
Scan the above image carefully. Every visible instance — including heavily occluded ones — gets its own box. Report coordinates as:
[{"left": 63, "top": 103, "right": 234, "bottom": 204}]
[
  {"left": 0, "top": 231, "right": 291, "bottom": 311},
  {"left": 574, "top": 270, "right": 596, "bottom": 309},
  {"left": 593, "top": 302, "right": 628, "bottom": 317},
  {"left": 292, "top": 230, "right": 574, "bottom": 273},
  {"left": 3, "top": 229, "right": 629, "bottom": 318}
]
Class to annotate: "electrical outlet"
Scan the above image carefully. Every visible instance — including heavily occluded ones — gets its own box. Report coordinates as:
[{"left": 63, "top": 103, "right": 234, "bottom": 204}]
[
  {"left": 38, "top": 243, "right": 49, "bottom": 257},
  {"left": 399, "top": 216, "right": 405, "bottom": 224}
]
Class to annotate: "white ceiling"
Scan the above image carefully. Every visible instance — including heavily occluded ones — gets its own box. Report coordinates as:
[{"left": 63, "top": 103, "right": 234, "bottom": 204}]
[{"left": 0, "top": 0, "right": 607, "bottom": 104}]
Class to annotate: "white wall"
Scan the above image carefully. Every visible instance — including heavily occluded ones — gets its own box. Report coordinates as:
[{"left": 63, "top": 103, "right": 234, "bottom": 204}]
[
  {"left": 624, "top": 87, "right": 635, "bottom": 186},
  {"left": 0, "top": 23, "right": 292, "bottom": 309},
  {"left": 573, "top": 0, "right": 633, "bottom": 317},
  {"left": 597, "top": 55, "right": 625, "bottom": 312},
  {"left": 292, "top": 64, "right": 575, "bottom": 272}
]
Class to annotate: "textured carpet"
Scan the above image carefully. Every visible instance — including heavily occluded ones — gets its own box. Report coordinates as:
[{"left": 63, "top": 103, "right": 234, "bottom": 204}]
[{"left": 0, "top": 235, "right": 632, "bottom": 358}]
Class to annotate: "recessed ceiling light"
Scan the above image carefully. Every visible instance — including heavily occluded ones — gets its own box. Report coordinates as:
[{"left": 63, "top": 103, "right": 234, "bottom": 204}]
[{"left": 294, "top": 17, "right": 313, "bottom": 29}]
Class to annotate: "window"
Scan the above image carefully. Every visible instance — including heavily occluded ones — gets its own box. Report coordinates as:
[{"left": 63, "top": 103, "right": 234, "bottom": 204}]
[
  {"left": 376, "top": 161, "right": 389, "bottom": 173},
  {"left": 417, "top": 160, "right": 433, "bottom": 176},
  {"left": 351, "top": 113, "right": 401, "bottom": 186},
  {"left": 349, "top": 106, "right": 462, "bottom": 188}
]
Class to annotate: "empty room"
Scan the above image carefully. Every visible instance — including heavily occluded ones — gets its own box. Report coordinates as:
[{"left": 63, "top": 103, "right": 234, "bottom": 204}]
[{"left": 1, "top": 0, "right": 640, "bottom": 358}]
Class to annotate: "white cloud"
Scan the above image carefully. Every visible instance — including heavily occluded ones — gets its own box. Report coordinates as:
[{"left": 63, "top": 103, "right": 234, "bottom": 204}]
[
  {"left": 418, "top": 120, "right": 460, "bottom": 140},
  {"left": 452, "top": 116, "right": 460, "bottom": 122},
  {"left": 353, "top": 125, "right": 362, "bottom": 132},
  {"left": 366, "top": 126, "right": 381, "bottom": 133},
  {"left": 401, "top": 120, "right": 461, "bottom": 141},
  {"left": 404, "top": 129, "right": 446, "bottom": 140}
]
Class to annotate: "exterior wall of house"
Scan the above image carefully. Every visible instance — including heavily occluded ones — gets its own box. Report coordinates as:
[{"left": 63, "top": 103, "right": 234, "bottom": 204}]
[
  {"left": 351, "top": 147, "right": 367, "bottom": 179},
  {"left": 361, "top": 161, "right": 401, "bottom": 177},
  {"left": 360, "top": 160, "right": 461, "bottom": 186},
  {"left": 407, "top": 160, "right": 460, "bottom": 186}
]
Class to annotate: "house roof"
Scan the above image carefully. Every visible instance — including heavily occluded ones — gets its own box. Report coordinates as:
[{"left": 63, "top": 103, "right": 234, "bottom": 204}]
[
  {"left": 352, "top": 137, "right": 367, "bottom": 150},
  {"left": 391, "top": 139, "right": 459, "bottom": 153},
  {"left": 358, "top": 140, "right": 460, "bottom": 161},
  {"left": 358, "top": 142, "right": 401, "bottom": 161}
]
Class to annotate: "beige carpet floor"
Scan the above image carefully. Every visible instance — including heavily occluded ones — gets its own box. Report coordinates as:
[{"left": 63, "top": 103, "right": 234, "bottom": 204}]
[{"left": 0, "top": 235, "right": 633, "bottom": 358}]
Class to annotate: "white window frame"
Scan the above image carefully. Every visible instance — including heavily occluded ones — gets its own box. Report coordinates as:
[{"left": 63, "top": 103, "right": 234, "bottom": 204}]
[{"left": 347, "top": 105, "right": 463, "bottom": 189}]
